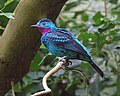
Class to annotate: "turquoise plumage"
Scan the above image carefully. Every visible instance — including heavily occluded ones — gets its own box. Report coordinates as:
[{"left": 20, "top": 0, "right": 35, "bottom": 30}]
[{"left": 32, "top": 18, "right": 104, "bottom": 77}]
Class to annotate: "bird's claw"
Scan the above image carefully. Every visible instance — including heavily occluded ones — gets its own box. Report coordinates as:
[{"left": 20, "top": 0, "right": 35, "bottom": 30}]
[
  {"left": 65, "top": 60, "right": 72, "bottom": 66},
  {"left": 58, "top": 56, "right": 67, "bottom": 63},
  {"left": 67, "top": 60, "right": 72, "bottom": 66},
  {"left": 58, "top": 56, "right": 72, "bottom": 67}
]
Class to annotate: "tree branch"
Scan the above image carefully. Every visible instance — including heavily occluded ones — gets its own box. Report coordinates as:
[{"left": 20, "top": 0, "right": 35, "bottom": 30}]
[
  {"left": 31, "top": 58, "right": 66, "bottom": 96},
  {"left": 104, "top": 0, "right": 107, "bottom": 16},
  {"left": 31, "top": 57, "right": 88, "bottom": 96},
  {"left": 0, "top": 0, "right": 68, "bottom": 95}
]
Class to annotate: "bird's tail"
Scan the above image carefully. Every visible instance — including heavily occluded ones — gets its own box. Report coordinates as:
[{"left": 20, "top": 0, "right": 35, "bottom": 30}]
[{"left": 89, "top": 60, "right": 104, "bottom": 78}]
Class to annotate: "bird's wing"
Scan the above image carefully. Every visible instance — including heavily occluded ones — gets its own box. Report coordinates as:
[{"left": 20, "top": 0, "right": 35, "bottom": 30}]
[{"left": 46, "top": 28, "right": 91, "bottom": 57}]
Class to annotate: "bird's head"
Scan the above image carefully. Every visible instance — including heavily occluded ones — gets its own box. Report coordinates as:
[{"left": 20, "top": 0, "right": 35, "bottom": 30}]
[{"left": 31, "top": 18, "right": 56, "bottom": 35}]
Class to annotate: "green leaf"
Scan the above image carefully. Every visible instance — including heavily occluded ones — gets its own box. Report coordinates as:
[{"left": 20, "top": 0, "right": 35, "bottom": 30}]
[
  {"left": 0, "top": 12, "right": 14, "bottom": 19},
  {"left": 22, "top": 81, "right": 43, "bottom": 94},
  {"left": 98, "top": 21, "right": 115, "bottom": 33},
  {"left": 113, "top": 35, "right": 120, "bottom": 42},
  {"left": 59, "top": 18, "right": 67, "bottom": 28},
  {"left": 114, "top": 75, "right": 120, "bottom": 96},
  {"left": 0, "top": 26, "right": 5, "bottom": 30},
  {"left": 77, "top": 31, "right": 96, "bottom": 46},
  {"left": 23, "top": 76, "right": 32, "bottom": 85},
  {"left": 0, "top": 0, "right": 6, "bottom": 9},
  {"left": 64, "top": 2, "right": 79, "bottom": 11},
  {"left": 2, "top": 0, "right": 14, "bottom": 10},
  {"left": 73, "top": 11, "right": 84, "bottom": 18},
  {"left": 95, "top": 33, "right": 106, "bottom": 51},
  {"left": 3, "top": 0, "right": 19, "bottom": 12},
  {"left": 111, "top": 10, "right": 120, "bottom": 15},
  {"left": 30, "top": 52, "right": 42, "bottom": 72},
  {"left": 93, "top": 12, "right": 104, "bottom": 25},
  {"left": 4, "top": 0, "right": 14, "bottom": 6},
  {"left": 27, "top": 71, "right": 44, "bottom": 79},
  {"left": 13, "top": 82, "right": 22, "bottom": 92},
  {"left": 38, "top": 53, "right": 55, "bottom": 66},
  {"left": 81, "top": 13, "right": 89, "bottom": 22},
  {"left": 109, "top": 0, "right": 118, "bottom": 4}
]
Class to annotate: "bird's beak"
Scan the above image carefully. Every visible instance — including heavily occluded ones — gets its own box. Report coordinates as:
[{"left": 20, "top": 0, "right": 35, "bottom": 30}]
[{"left": 31, "top": 24, "right": 38, "bottom": 27}]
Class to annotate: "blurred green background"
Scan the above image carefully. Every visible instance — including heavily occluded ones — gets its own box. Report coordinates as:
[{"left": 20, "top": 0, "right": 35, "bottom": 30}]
[{"left": 0, "top": 0, "right": 120, "bottom": 96}]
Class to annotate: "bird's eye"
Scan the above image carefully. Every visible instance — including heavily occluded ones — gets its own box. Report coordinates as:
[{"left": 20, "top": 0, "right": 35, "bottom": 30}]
[{"left": 42, "top": 22, "right": 46, "bottom": 26}]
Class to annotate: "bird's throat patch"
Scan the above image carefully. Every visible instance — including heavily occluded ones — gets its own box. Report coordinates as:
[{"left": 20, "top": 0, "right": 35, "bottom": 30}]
[{"left": 38, "top": 27, "right": 50, "bottom": 35}]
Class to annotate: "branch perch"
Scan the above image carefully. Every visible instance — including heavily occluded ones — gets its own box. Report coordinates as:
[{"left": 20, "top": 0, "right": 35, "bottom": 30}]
[{"left": 31, "top": 58, "right": 66, "bottom": 96}]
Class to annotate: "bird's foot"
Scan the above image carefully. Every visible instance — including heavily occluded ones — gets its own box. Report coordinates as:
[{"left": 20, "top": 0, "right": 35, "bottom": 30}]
[
  {"left": 58, "top": 56, "right": 67, "bottom": 62},
  {"left": 58, "top": 56, "right": 72, "bottom": 66},
  {"left": 60, "top": 60, "right": 72, "bottom": 71},
  {"left": 66, "top": 60, "right": 72, "bottom": 66},
  {"left": 57, "top": 56, "right": 67, "bottom": 68},
  {"left": 57, "top": 56, "right": 72, "bottom": 71},
  {"left": 65, "top": 59, "right": 72, "bottom": 67}
]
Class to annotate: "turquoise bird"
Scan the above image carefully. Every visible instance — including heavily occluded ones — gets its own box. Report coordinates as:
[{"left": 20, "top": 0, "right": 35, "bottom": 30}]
[{"left": 32, "top": 18, "right": 104, "bottom": 77}]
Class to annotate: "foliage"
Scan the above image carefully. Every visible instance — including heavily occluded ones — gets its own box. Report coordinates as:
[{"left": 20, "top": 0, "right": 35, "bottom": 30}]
[
  {"left": 1, "top": 0, "right": 120, "bottom": 96},
  {"left": 0, "top": 0, "right": 19, "bottom": 35}
]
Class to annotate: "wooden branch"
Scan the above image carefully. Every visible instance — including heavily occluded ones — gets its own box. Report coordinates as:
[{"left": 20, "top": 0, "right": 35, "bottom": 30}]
[
  {"left": 104, "top": 0, "right": 107, "bottom": 16},
  {"left": 31, "top": 58, "right": 66, "bottom": 96},
  {"left": 0, "top": 0, "right": 68, "bottom": 95},
  {"left": 11, "top": 81, "right": 15, "bottom": 96},
  {"left": 31, "top": 57, "right": 88, "bottom": 96}
]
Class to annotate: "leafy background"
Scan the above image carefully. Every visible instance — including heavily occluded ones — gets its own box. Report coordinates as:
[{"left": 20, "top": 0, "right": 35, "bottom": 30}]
[{"left": 0, "top": 0, "right": 120, "bottom": 96}]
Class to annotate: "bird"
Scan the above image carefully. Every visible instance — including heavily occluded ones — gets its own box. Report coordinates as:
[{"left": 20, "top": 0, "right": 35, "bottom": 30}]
[{"left": 32, "top": 18, "right": 104, "bottom": 77}]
